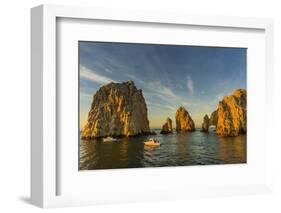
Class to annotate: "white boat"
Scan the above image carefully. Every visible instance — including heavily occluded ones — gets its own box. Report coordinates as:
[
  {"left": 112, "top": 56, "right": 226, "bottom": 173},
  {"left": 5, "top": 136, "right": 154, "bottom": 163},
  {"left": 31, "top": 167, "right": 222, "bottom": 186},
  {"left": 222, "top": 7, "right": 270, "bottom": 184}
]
[
  {"left": 103, "top": 136, "right": 118, "bottom": 142},
  {"left": 144, "top": 138, "right": 161, "bottom": 147}
]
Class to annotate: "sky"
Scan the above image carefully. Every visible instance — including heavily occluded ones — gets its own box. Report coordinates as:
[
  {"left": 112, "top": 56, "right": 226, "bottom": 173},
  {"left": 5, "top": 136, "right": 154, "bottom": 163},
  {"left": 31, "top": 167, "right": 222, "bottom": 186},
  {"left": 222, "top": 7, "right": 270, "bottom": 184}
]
[{"left": 79, "top": 41, "right": 246, "bottom": 128}]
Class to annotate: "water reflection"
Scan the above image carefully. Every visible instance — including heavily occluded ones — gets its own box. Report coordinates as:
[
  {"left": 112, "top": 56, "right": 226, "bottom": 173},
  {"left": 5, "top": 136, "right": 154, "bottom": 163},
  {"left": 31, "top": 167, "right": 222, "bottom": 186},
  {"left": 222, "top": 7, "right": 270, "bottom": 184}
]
[
  {"left": 80, "top": 129, "right": 246, "bottom": 170},
  {"left": 217, "top": 135, "right": 246, "bottom": 163}
]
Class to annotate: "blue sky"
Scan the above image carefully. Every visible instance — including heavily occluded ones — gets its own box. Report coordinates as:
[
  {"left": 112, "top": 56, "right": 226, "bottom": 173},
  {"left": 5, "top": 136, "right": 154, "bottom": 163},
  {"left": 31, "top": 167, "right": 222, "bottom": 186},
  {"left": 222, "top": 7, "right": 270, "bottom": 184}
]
[{"left": 79, "top": 41, "right": 246, "bottom": 128}]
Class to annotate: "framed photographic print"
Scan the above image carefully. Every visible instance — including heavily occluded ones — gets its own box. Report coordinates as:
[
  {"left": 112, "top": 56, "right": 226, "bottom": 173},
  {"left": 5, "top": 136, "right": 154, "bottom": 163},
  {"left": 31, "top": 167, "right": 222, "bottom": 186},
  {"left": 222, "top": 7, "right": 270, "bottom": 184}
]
[
  {"left": 31, "top": 4, "right": 274, "bottom": 208},
  {"left": 78, "top": 41, "right": 247, "bottom": 170}
]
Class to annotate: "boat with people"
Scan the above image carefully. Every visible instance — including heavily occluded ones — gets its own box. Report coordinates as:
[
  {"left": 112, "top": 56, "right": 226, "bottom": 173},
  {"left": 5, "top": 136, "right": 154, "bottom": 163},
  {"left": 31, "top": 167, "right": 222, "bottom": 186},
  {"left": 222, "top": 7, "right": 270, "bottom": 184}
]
[
  {"left": 144, "top": 138, "right": 161, "bottom": 147},
  {"left": 103, "top": 136, "right": 118, "bottom": 142}
]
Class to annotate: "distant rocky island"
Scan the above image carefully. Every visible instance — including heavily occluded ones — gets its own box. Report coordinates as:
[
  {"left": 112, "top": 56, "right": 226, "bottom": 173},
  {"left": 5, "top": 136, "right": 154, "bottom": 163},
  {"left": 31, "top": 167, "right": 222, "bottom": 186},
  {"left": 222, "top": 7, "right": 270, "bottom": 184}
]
[
  {"left": 175, "top": 106, "right": 195, "bottom": 132},
  {"left": 81, "top": 81, "right": 246, "bottom": 139},
  {"left": 160, "top": 117, "right": 173, "bottom": 134}
]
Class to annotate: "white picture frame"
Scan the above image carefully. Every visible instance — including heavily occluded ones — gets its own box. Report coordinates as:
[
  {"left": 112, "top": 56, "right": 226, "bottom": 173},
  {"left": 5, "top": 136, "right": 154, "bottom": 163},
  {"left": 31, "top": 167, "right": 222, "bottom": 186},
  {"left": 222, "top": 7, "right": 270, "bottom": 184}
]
[{"left": 31, "top": 4, "right": 274, "bottom": 208}]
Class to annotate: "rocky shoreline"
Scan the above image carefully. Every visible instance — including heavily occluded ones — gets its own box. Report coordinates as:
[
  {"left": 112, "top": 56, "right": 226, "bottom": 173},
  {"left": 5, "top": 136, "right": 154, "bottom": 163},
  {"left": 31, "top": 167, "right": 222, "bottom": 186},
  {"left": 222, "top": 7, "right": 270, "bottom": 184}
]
[{"left": 81, "top": 81, "right": 247, "bottom": 139}]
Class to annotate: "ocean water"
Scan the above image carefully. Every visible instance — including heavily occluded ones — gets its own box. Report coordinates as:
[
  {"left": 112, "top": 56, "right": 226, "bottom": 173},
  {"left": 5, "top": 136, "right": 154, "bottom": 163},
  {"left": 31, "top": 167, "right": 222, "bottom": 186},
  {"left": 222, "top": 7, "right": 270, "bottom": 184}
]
[{"left": 79, "top": 128, "right": 246, "bottom": 170}]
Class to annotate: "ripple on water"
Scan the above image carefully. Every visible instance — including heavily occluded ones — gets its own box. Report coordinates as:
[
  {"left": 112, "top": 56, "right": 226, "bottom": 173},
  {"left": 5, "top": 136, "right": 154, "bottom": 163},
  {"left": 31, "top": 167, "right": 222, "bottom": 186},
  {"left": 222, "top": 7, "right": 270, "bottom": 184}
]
[{"left": 79, "top": 131, "right": 246, "bottom": 170}]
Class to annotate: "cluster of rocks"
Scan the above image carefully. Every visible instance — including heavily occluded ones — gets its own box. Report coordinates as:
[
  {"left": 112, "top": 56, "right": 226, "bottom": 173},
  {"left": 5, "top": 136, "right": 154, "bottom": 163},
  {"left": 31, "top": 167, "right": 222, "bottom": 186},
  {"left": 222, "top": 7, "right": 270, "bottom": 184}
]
[
  {"left": 81, "top": 81, "right": 246, "bottom": 138},
  {"left": 159, "top": 106, "right": 195, "bottom": 134},
  {"left": 200, "top": 89, "right": 247, "bottom": 136},
  {"left": 158, "top": 89, "right": 246, "bottom": 137}
]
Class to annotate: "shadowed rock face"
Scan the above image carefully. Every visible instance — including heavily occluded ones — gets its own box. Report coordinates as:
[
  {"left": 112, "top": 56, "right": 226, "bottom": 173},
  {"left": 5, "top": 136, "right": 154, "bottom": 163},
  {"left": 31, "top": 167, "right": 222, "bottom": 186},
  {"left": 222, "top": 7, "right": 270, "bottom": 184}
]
[
  {"left": 175, "top": 107, "right": 195, "bottom": 132},
  {"left": 215, "top": 89, "right": 247, "bottom": 136},
  {"left": 201, "top": 114, "right": 210, "bottom": 132},
  {"left": 209, "top": 110, "right": 218, "bottom": 126},
  {"left": 160, "top": 117, "right": 173, "bottom": 134},
  {"left": 81, "top": 81, "right": 151, "bottom": 139}
]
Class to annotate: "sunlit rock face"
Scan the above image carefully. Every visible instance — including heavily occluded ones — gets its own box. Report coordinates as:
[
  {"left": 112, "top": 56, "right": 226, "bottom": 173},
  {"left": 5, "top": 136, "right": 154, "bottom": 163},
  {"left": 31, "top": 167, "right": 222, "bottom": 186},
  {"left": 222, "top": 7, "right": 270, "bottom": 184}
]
[
  {"left": 160, "top": 117, "right": 173, "bottom": 134},
  {"left": 81, "top": 81, "right": 151, "bottom": 139},
  {"left": 175, "top": 107, "right": 195, "bottom": 132},
  {"left": 215, "top": 89, "right": 247, "bottom": 136},
  {"left": 201, "top": 114, "right": 210, "bottom": 132}
]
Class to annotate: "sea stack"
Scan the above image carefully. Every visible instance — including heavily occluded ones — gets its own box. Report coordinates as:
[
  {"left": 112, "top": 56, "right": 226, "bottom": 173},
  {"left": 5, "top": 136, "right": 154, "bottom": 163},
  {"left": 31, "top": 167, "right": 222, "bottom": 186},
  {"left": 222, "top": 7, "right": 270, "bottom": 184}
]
[
  {"left": 175, "top": 106, "right": 195, "bottom": 132},
  {"left": 160, "top": 117, "right": 173, "bottom": 134},
  {"left": 201, "top": 114, "right": 210, "bottom": 132},
  {"left": 81, "top": 81, "right": 151, "bottom": 139},
  {"left": 215, "top": 89, "right": 247, "bottom": 136}
]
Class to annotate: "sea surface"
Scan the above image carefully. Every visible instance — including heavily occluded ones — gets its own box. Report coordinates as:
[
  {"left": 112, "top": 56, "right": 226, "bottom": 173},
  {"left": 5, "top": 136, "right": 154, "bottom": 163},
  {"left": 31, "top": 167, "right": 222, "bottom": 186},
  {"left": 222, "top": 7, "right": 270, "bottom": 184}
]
[{"left": 79, "top": 128, "right": 246, "bottom": 170}]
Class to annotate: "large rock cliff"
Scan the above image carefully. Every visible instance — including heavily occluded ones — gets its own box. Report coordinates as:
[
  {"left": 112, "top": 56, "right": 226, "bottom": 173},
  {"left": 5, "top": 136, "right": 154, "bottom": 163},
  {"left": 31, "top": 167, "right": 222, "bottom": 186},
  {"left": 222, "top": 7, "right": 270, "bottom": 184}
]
[
  {"left": 160, "top": 117, "right": 173, "bottom": 134},
  {"left": 215, "top": 89, "right": 247, "bottom": 136},
  {"left": 175, "top": 107, "right": 195, "bottom": 132},
  {"left": 81, "top": 81, "right": 151, "bottom": 139}
]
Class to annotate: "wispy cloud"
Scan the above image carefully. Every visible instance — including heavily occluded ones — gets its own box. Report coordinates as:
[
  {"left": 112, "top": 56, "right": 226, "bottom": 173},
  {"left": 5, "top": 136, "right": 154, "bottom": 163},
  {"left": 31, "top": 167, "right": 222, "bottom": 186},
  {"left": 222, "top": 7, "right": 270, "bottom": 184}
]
[
  {"left": 143, "top": 81, "right": 192, "bottom": 109},
  {"left": 80, "top": 65, "right": 116, "bottom": 85},
  {"left": 124, "top": 73, "right": 139, "bottom": 81},
  {"left": 146, "top": 101, "right": 177, "bottom": 112},
  {"left": 105, "top": 68, "right": 113, "bottom": 74},
  {"left": 147, "top": 81, "right": 178, "bottom": 100},
  {"left": 186, "top": 75, "right": 194, "bottom": 94}
]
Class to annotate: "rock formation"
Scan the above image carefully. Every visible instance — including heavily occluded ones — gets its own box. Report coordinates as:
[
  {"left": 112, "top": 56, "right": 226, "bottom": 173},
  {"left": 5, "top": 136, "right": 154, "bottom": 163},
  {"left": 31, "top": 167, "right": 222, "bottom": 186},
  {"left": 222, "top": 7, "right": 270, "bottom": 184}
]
[
  {"left": 209, "top": 110, "right": 218, "bottom": 126},
  {"left": 81, "top": 81, "right": 152, "bottom": 139},
  {"left": 175, "top": 106, "right": 195, "bottom": 132},
  {"left": 201, "top": 114, "right": 210, "bottom": 132},
  {"left": 160, "top": 117, "right": 173, "bottom": 134},
  {"left": 215, "top": 89, "right": 247, "bottom": 136}
]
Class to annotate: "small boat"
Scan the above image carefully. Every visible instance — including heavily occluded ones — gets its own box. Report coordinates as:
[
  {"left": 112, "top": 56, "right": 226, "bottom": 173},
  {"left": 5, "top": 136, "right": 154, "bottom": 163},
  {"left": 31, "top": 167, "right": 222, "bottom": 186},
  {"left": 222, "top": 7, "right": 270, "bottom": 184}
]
[
  {"left": 103, "top": 136, "right": 118, "bottom": 142},
  {"left": 144, "top": 138, "right": 161, "bottom": 147}
]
